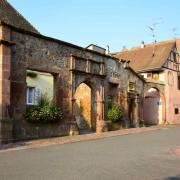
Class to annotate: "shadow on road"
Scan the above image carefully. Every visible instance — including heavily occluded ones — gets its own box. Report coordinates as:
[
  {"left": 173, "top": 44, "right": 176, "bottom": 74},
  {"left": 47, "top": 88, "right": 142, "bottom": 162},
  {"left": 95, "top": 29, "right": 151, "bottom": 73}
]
[{"left": 164, "top": 175, "right": 180, "bottom": 180}]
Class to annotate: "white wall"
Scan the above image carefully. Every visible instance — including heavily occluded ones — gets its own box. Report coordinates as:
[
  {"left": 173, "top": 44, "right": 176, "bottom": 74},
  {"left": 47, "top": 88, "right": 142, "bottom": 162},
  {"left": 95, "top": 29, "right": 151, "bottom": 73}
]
[{"left": 26, "top": 70, "right": 54, "bottom": 102}]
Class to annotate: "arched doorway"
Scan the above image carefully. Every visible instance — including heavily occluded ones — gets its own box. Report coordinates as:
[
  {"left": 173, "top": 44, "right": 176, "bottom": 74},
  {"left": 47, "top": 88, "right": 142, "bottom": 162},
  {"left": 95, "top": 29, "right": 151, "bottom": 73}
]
[
  {"left": 74, "top": 82, "right": 95, "bottom": 133},
  {"left": 143, "top": 88, "right": 164, "bottom": 125}
]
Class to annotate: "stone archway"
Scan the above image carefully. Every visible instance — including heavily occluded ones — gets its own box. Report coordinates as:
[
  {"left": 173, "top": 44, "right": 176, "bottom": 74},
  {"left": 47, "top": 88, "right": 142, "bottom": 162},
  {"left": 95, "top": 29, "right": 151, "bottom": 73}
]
[
  {"left": 74, "top": 82, "right": 95, "bottom": 132},
  {"left": 69, "top": 55, "right": 107, "bottom": 133},
  {"left": 143, "top": 87, "right": 165, "bottom": 125}
]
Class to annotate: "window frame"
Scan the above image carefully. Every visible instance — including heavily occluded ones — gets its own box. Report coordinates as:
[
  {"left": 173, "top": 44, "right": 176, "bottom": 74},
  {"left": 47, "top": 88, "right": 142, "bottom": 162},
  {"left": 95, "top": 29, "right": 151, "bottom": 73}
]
[
  {"left": 27, "top": 86, "right": 35, "bottom": 105},
  {"left": 175, "top": 108, "right": 179, "bottom": 115},
  {"left": 152, "top": 73, "right": 159, "bottom": 80}
]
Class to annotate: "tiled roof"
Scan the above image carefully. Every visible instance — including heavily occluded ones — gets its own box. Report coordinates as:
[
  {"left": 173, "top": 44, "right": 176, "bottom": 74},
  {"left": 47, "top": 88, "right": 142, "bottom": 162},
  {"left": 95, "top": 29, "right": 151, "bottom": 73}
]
[
  {"left": 114, "top": 39, "right": 179, "bottom": 72},
  {"left": 0, "top": 0, "right": 39, "bottom": 33}
]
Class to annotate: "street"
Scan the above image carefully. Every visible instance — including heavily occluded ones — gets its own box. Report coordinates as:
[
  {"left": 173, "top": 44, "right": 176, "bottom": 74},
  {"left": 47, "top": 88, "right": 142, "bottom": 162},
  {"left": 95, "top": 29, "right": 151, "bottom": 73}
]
[{"left": 0, "top": 126, "right": 180, "bottom": 180}]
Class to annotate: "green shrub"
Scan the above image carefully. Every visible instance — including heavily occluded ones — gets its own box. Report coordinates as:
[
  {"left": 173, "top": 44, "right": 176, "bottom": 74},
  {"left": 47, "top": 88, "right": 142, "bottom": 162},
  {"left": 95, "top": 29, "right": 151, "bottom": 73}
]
[
  {"left": 38, "top": 93, "right": 50, "bottom": 108},
  {"left": 107, "top": 104, "right": 123, "bottom": 123},
  {"left": 26, "top": 94, "right": 63, "bottom": 124},
  {"left": 26, "top": 71, "right": 37, "bottom": 78}
]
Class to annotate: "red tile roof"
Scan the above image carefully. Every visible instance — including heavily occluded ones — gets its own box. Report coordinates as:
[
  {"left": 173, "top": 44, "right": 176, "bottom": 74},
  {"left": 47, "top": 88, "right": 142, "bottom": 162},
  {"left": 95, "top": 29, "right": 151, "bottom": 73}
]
[{"left": 114, "top": 39, "right": 180, "bottom": 72}]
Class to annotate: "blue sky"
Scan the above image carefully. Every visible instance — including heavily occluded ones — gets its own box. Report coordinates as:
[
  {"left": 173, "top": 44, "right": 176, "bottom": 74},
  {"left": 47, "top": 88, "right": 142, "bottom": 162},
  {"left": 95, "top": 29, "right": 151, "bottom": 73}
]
[{"left": 8, "top": 0, "right": 180, "bottom": 52}]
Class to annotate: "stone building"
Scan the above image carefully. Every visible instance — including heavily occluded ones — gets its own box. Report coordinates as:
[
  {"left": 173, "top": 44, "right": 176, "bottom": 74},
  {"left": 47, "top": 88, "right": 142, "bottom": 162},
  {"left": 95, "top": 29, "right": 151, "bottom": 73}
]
[
  {"left": 0, "top": 0, "right": 145, "bottom": 143},
  {"left": 105, "top": 57, "right": 144, "bottom": 128},
  {"left": 115, "top": 40, "right": 180, "bottom": 125}
]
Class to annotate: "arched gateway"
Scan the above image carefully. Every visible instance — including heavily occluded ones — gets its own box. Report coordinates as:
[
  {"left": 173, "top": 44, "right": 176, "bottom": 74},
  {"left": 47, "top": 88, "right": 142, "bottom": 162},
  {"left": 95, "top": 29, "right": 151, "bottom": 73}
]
[
  {"left": 74, "top": 82, "right": 94, "bottom": 132},
  {"left": 144, "top": 82, "right": 166, "bottom": 125},
  {"left": 69, "top": 55, "right": 107, "bottom": 133}
]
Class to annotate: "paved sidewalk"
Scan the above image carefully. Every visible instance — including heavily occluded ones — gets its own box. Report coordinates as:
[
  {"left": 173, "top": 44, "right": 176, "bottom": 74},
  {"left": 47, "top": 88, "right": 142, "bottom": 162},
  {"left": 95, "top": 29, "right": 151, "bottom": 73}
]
[{"left": 0, "top": 126, "right": 164, "bottom": 152}]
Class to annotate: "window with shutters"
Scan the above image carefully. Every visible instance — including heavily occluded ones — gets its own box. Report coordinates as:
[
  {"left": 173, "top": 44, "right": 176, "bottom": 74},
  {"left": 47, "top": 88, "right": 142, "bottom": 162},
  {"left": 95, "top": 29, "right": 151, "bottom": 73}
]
[
  {"left": 27, "top": 87, "right": 42, "bottom": 105},
  {"left": 27, "top": 87, "right": 35, "bottom": 105},
  {"left": 34, "top": 88, "right": 42, "bottom": 105}
]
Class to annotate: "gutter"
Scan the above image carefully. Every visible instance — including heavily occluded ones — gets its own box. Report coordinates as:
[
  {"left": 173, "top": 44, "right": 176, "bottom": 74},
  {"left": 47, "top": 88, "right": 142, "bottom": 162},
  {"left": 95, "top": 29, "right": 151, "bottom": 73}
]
[{"left": 136, "top": 67, "right": 163, "bottom": 73}]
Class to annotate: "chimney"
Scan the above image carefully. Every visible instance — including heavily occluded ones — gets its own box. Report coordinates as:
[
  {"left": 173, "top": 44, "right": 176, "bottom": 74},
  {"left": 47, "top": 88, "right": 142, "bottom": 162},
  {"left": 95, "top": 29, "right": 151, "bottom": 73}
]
[
  {"left": 122, "top": 46, "right": 128, "bottom": 51},
  {"left": 141, "top": 41, "right": 145, "bottom": 48}
]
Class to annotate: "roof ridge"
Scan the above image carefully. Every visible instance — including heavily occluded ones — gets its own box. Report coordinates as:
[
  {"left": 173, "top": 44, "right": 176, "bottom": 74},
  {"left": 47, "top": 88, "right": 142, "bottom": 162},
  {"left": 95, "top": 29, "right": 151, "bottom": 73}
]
[{"left": 116, "top": 39, "right": 178, "bottom": 54}]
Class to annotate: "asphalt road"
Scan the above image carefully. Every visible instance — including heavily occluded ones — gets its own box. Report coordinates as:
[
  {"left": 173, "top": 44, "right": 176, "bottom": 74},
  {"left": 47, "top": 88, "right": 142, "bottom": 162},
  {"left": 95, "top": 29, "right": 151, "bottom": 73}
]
[{"left": 0, "top": 126, "right": 180, "bottom": 180}]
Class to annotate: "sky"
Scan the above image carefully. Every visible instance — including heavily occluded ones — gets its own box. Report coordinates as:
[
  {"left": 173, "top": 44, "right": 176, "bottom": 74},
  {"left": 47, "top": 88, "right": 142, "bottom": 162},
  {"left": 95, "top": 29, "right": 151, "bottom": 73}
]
[{"left": 8, "top": 0, "right": 180, "bottom": 52}]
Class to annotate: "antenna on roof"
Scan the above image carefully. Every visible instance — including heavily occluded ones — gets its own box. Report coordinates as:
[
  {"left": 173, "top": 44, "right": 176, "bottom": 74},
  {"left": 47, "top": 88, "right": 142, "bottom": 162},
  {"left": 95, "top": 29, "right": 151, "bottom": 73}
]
[
  {"left": 149, "top": 26, "right": 156, "bottom": 43},
  {"left": 172, "top": 27, "right": 178, "bottom": 39},
  {"left": 149, "top": 26, "right": 156, "bottom": 56},
  {"left": 122, "top": 45, "right": 128, "bottom": 51},
  {"left": 148, "top": 18, "right": 163, "bottom": 57},
  {"left": 148, "top": 17, "right": 163, "bottom": 43}
]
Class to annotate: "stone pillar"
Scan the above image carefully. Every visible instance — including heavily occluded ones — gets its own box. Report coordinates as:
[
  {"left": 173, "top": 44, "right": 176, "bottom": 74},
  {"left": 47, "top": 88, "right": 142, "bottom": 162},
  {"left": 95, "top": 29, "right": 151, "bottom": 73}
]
[
  {"left": 133, "top": 96, "right": 139, "bottom": 128},
  {"left": 69, "top": 56, "right": 75, "bottom": 117},
  {"left": 139, "top": 95, "right": 144, "bottom": 126},
  {"left": 68, "top": 56, "right": 79, "bottom": 135},
  {"left": 0, "top": 25, "right": 13, "bottom": 144},
  {"left": 100, "top": 63, "right": 105, "bottom": 75},
  {"left": 96, "top": 82, "right": 107, "bottom": 133},
  {"left": 124, "top": 92, "right": 130, "bottom": 128}
]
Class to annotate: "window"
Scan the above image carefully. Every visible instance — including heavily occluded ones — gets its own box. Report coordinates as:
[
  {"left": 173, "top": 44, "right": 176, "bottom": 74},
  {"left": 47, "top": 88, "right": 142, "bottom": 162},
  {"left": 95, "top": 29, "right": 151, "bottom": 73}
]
[
  {"left": 152, "top": 73, "right": 159, "bottom": 80},
  {"left": 175, "top": 108, "right": 179, "bottom": 114},
  {"left": 128, "top": 81, "right": 135, "bottom": 91},
  {"left": 178, "top": 76, "right": 180, "bottom": 90},
  {"left": 27, "top": 87, "right": 35, "bottom": 105},
  {"left": 27, "top": 87, "right": 42, "bottom": 105},
  {"left": 147, "top": 73, "right": 152, "bottom": 79}
]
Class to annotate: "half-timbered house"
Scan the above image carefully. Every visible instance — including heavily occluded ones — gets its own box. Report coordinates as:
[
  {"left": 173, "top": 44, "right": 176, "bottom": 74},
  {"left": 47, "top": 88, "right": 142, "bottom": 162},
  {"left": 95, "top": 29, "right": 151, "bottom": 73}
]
[{"left": 115, "top": 39, "right": 180, "bottom": 125}]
